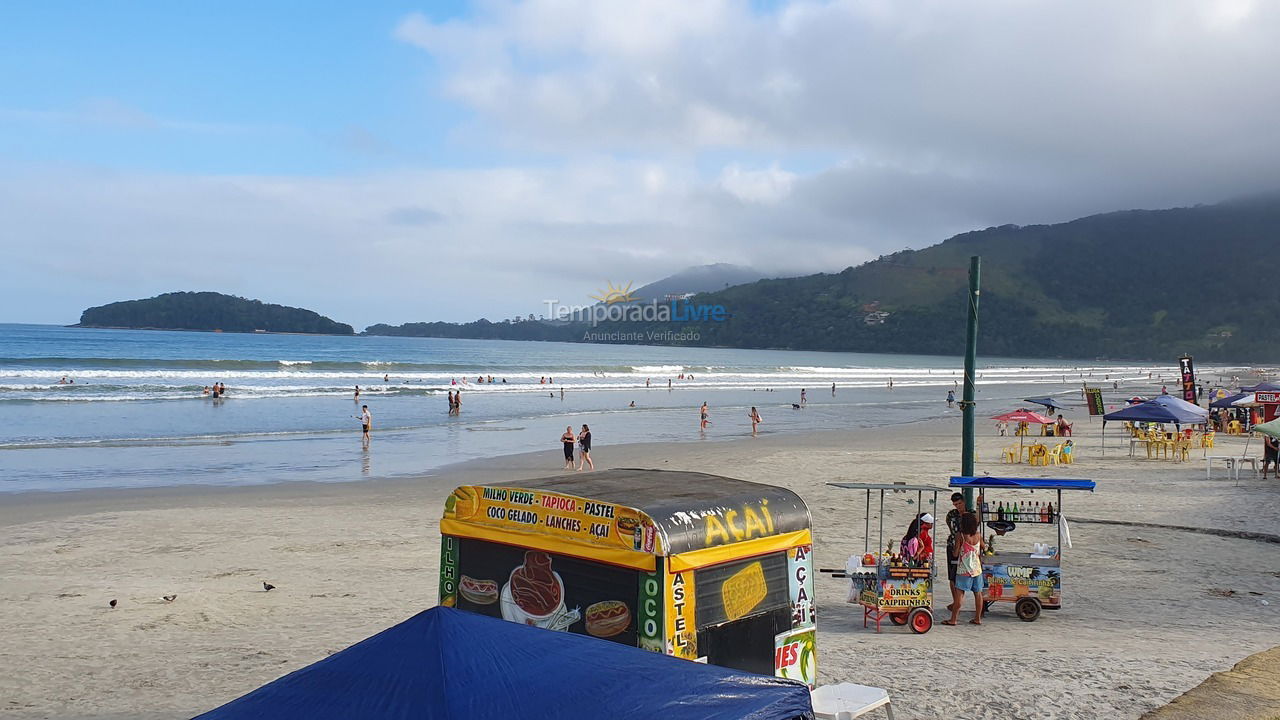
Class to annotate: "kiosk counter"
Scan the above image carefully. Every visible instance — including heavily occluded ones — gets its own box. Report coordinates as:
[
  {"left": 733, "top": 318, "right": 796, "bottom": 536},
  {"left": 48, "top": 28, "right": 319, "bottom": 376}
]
[{"left": 439, "top": 469, "right": 817, "bottom": 686}]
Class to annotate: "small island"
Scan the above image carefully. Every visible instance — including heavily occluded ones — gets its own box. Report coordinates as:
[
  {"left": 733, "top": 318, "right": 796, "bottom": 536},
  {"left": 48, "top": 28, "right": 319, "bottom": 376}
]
[{"left": 76, "top": 291, "right": 354, "bottom": 335}]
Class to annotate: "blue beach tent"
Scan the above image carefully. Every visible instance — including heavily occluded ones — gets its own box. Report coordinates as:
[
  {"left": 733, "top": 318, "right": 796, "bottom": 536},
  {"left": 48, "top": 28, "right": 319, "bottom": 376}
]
[
  {"left": 195, "top": 607, "right": 815, "bottom": 720},
  {"left": 1100, "top": 398, "right": 1207, "bottom": 454}
]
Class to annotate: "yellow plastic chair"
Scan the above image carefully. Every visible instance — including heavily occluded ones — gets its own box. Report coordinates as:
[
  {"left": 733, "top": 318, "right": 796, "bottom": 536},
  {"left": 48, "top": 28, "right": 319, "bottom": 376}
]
[
  {"left": 1228, "top": 420, "right": 1242, "bottom": 435},
  {"left": 1061, "top": 444, "right": 1075, "bottom": 464},
  {"left": 1028, "top": 444, "right": 1049, "bottom": 466},
  {"left": 1201, "top": 431, "right": 1215, "bottom": 448},
  {"left": 1048, "top": 443, "right": 1064, "bottom": 465},
  {"left": 1000, "top": 445, "right": 1018, "bottom": 463}
]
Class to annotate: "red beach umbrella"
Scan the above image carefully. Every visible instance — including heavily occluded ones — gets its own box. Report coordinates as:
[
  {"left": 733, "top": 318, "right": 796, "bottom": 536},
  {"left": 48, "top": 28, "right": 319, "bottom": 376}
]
[{"left": 992, "top": 409, "right": 1055, "bottom": 457}]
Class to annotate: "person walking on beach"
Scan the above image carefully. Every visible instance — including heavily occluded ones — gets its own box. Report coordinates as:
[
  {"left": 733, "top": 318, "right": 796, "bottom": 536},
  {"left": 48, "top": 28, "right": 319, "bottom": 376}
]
[
  {"left": 800, "top": 389, "right": 807, "bottom": 407},
  {"left": 749, "top": 406, "right": 762, "bottom": 436},
  {"left": 946, "top": 390, "right": 956, "bottom": 408},
  {"left": 831, "top": 382, "right": 836, "bottom": 396},
  {"left": 354, "top": 385, "right": 361, "bottom": 401},
  {"left": 454, "top": 389, "right": 462, "bottom": 413},
  {"left": 576, "top": 424, "right": 593, "bottom": 471},
  {"left": 358, "top": 405, "right": 372, "bottom": 445},
  {"left": 700, "top": 402, "right": 710, "bottom": 430},
  {"left": 561, "top": 426, "right": 576, "bottom": 469},
  {"left": 668, "top": 379, "right": 672, "bottom": 391},
  {"left": 945, "top": 512, "right": 984, "bottom": 626},
  {"left": 447, "top": 390, "right": 456, "bottom": 415}
]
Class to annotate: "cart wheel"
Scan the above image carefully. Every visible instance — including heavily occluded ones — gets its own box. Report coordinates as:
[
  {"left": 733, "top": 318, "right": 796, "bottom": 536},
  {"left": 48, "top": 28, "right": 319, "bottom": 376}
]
[
  {"left": 888, "top": 612, "right": 908, "bottom": 626},
  {"left": 1015, "top": 597, "right": 1041, "bottom": 622},
  {"left": 908, "top": 607, "right": 933, "bottom": 634}
]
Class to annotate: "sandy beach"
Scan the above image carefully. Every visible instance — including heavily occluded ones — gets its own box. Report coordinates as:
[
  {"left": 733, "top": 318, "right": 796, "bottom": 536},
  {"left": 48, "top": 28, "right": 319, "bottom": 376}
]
[{"left": 2, "top": 414, "right": 1278, "bottom": 719}]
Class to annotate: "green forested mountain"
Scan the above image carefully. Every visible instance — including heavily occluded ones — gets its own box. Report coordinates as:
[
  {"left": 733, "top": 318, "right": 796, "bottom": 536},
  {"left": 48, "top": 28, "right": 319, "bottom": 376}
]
[
  {"left": 366, "top": 196, "right": 1280, "bottom": 362},
  {"left": 78, "top": 292, "right": 354, "bottom": 335}
]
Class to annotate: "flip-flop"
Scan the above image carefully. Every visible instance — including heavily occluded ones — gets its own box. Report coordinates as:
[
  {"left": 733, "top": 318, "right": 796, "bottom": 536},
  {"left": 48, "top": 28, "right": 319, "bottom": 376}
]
[
  {"left": 941, "top": 620, "right": 957, "bottom": 626},
  {"left": 969, "top": 620, "right": 983, "bottom": 625}
]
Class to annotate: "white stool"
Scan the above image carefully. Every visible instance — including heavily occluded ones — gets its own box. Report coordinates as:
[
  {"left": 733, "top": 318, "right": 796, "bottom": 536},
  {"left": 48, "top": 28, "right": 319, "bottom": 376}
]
[{"left": 811, "top": 683, "right": 894, "bottom": 719}]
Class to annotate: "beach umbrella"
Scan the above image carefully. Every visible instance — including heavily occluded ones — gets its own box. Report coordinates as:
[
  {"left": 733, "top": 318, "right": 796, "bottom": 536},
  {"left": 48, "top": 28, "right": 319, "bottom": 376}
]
[
  {"left": 1253, "top": 418, "right": 1280, "bottom": 440},
  {"left": 1023, "top": 397, "right": 1068, "bottom": 412},
  {"left": 992, "top": 409, "right": 1054, "bottom": 457}
]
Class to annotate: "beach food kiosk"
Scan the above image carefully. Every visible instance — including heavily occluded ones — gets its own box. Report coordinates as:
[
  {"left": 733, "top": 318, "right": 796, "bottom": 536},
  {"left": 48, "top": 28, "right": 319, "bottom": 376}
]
[
  {"left": 948, "top": 476, "right": 1095, "bottom": 621},
  {"left": 824, "top": 483, "right": 946, "bottom": 634},
  {"left": 438, "top": 469, "right": 817, "bottom": 686}
]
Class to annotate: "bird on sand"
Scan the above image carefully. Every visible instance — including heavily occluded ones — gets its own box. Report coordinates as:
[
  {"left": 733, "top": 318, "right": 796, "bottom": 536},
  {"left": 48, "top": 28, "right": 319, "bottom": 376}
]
[
  {"left": 162, "top": 594, "right": 177, "bottom": 602},
  {"left": 263, "top": 582, "right": 276, "bottom": 592},
  {"left": 109, "top": 599, "right": 117, "bottom": 608}
]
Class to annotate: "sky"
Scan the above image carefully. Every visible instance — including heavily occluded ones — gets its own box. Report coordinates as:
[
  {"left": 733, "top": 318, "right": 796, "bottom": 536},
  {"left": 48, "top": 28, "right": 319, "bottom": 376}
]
[{"left": 3, "top": 0, "right": 1279, "bottom": 328}]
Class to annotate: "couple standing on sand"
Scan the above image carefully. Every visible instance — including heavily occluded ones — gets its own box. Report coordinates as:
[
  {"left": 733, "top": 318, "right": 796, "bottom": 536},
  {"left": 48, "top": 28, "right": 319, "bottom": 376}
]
[
  {"left": 560, "top": 424, "right": 593, "bottom": 471},
  {"left": 943, "top": 492, "right": 985, "bottom": 625}
]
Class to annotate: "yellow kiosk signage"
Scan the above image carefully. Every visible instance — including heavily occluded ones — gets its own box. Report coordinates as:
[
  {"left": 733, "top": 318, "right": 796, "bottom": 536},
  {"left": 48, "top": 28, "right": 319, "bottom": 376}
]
[{"left": 439, "top": 469, "right": 815, "bottom": 679}]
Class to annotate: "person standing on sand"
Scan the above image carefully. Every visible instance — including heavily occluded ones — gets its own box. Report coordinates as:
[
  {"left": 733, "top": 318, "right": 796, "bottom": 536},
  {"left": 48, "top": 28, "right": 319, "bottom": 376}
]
[
  {"left": 700, "top": 402, "right": 710, "bottom": 430},
  {"left": 831, "top": 382, "right": 836, "bottom": 396},
  {"left": 749, "top": 406, "right": 762, "bottom": 436},
  {"left": 1263, "top": 434, "right": 1278, "bottom": 480},
  {"left": 454, "top": 389, "right": 462, "bottom": 413},
  {"left": 947, "top": 390, "right": 956, "bottom": 408},
  {"left": 668, "top": 379, "right": 672, "bottom": 390},
  {"left": 576, "top": 424, "right": 594, "bottom": 471},
  {"left": 358, "top": 405, "right": 372, "bottom": 445},
  {"left": 561, "top": 426, "right": 576, "bottom": 469},
  {"left": 944, "top": 493, "right": 966, "bottom": 612},
  {"left": 945, "top": 512, "right": 984, "bottom": 626}
]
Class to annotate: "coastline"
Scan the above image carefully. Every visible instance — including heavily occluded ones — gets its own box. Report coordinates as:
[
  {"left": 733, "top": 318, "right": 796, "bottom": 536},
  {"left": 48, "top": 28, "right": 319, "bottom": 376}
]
[{"left": 2, "top": 417, "right": 1278, "bottom": 718}]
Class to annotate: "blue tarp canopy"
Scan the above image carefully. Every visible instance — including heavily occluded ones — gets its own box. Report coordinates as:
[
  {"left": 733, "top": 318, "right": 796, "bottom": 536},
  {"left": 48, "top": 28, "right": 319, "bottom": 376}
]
[
  {"left": 1211, "top": 392, "right": 1249, "bottom": 408},
  {"left": 950, "top": 476, "right": 1096, "bottom": 492},
  {"left": 1102, "top": 398, "right": 1207, "bottom": 424},
  {"left": 195, "top": 607, "right": 814, "bottom": 720},
  {"left": 1023, "top": 397, "right": 1068, "bottom": 411},
  {"left": 1242, "top": 381, "right": 1280, "bottom": 392}
]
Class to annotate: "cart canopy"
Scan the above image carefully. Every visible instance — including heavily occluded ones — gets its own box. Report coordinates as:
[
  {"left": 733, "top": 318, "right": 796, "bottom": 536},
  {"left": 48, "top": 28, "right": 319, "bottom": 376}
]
[
  {"left": 443, "top": 469, "right": 811, "bottom": 563},
  {"left": 949, "top": 476, "right": 1096, "bottom": 491},
  {"left": 195, "top": 607, "right": 814, "bottom": 720}
]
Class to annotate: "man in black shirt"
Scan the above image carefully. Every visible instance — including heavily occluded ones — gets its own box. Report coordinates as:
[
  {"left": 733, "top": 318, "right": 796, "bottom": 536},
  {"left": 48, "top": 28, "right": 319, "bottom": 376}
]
[{"left": 945, "top": 492, "right": 967, "bottom": 611}]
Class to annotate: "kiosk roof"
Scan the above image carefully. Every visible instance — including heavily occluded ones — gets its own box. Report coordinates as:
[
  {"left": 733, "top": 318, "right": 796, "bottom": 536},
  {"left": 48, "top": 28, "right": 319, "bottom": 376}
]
[{"left": 493, "top": 468, "right": 810, "bottom": 556}]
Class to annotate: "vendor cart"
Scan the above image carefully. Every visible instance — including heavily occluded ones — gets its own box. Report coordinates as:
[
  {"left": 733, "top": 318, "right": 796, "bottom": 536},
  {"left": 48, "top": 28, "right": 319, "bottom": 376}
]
[
  {"left": 438, "top": 469, "right": 819, "bottom": 686},
  {"left": 824, "top": 483, "right": 946, "bottom": 634},
  {"left": 948, "top": 476, "right": 1095, "bottom": 621}
]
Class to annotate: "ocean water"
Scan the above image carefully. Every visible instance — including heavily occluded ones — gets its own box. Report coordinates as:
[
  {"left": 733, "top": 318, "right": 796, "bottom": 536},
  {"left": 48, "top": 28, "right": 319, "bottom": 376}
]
[{"left": 0, "top": 324, "right": 1219, "bottom": 493}]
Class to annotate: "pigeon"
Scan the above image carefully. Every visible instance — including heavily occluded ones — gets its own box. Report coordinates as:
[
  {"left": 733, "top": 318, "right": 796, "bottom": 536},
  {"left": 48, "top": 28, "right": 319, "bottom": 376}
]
[
  {"left": 162, "top": 594, "right": 177, "bottom": 603},
  {"left": 263, "top": 582, "right": 276, "bottom": 592},
  {"left": 109, "top": 599, "right": 117, "bottom": 608}
]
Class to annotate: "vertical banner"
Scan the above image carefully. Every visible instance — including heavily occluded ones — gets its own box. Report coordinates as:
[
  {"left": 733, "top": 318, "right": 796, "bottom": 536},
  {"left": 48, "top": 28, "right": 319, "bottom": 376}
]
[
  {"left": 1178, "top": 355, "right": 1197, "bottom": 404},
  {"left": 1085, "top": 388, "right": 1105, "bottom": 416},
  {"left": 439, "top": 534, "right": 459, "bottom": 607},
  {"left": 637, "top": 569, "right": 663, "bottom": 652},
  {"left": 787, "top": 544, "right": 815, "bottom": 629},
  {"left": 664, "top": 569, "right": 698, "bottom": 659}
]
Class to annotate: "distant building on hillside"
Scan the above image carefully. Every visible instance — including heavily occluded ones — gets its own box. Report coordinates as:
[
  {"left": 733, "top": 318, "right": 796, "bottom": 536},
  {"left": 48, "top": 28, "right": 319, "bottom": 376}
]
[{"left": 864, "top": 310, "right": 891, "bottom": 325}]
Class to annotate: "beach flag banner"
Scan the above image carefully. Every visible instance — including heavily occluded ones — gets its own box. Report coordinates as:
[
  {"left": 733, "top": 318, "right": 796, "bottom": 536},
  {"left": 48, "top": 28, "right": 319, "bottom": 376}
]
[
  {"left": 1085, "top": 388, "right": 1105, "bottom": 416},
  {"left": 1178, "top": 355, "right": 1196, "bottom": 404}
]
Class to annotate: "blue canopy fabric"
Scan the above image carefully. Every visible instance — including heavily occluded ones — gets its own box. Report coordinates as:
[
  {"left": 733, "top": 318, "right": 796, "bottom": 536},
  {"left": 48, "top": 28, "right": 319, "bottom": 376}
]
[
  {"left": 950, "top": 476, "right": 1096, "bottom": 492},
  {"left": 1103, "top": 398, "right": 1207, "bottom": 424},
  {"left": 1242, "top": 381, "right": 1280, "bottom": 392},
  {"left": 195, "top": 606, "right": 814, "bottom": 720},
  {"left": 1211, "top": 392, "right": 1249, "bottom": 409},
  {"left": 1023, "top": 397, "right": 1068, "bottom": 411}
]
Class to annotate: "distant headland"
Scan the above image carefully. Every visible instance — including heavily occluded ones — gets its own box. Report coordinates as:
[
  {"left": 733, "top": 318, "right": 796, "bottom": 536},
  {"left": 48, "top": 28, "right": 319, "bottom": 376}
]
[{"left": 74, "top": 292, "right": 354, "bottom": 335}]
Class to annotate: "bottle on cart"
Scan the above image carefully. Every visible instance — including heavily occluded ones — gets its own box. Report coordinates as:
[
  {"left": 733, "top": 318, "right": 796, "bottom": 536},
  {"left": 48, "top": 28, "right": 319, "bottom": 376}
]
[
  {"left": 1047, "top": 502, "right": 1055, "bottom": 522},
  {"left": 1039, "top": 502, "right": 1048, "bottom": 522},
  {"left": 997, "top": 502, "right": 1005, "bottom": 522}
]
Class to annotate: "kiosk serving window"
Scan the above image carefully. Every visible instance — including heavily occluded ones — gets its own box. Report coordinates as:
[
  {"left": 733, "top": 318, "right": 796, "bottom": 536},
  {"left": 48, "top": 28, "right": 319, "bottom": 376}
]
[{"left": 693, "top": 552, "right": 790, "bottom": 627}]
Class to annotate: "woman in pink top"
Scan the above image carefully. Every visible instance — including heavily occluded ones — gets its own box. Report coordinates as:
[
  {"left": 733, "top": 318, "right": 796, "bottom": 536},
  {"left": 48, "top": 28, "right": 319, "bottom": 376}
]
[{"left": 944, "top": 512, "right": 985, "bottom": 626}]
